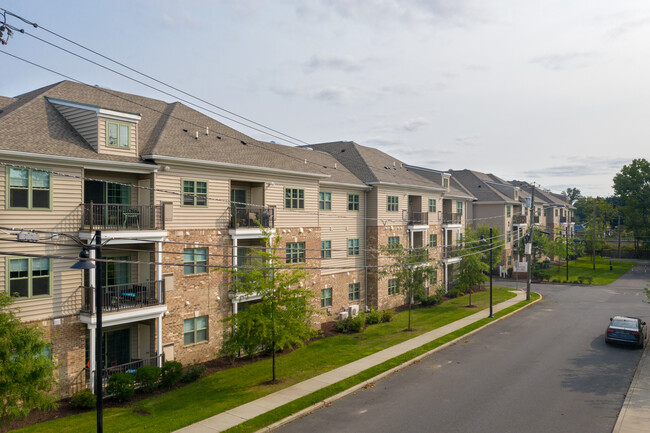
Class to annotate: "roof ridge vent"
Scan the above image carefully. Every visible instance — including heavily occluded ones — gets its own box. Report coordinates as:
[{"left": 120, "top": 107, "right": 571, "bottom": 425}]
[
  {"left": 205, "top": 127, "right": 209, "bottom": 136},
  {"left": 195, "top": 131, "right": 199, "bottom": 140}
]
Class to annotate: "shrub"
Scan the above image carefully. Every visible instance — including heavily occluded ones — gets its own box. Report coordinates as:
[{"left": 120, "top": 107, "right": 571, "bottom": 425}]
[
  {"left": 380, "top": 309, "right": 394, "bottom": 323},
  {"left": 106, "top": 373, "right": 135, "bottom": 402},
  {"left": 70, "top": 388, "right": 96, "bottom": 409},
  {"left": 448, "top": 288, "right": 461, "bottom": 299},
  {"left": 507, "top": 267, "right": 513, "bottom": 278},
  {"left": 420, "top": 294, "right": 443, "bottom": 306},
  {"left": 161, "top": 361, "right": 183, "bottom": 388},
  {"left": 364, "top": 308, "right": 382, "bottom": 325},
  {"left": 136, "top": 365, "right": 161, "bottom": 393},
  {"left": 181, "top": 364, "right": 206, "bottom": 383},
  {"left": 335, "top": 314, "right": 366, "bottom": 333}
]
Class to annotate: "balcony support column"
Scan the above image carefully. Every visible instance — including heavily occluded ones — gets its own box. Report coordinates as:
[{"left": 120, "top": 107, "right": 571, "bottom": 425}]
[
  {"left": 88, "top": 243, "right": 97, "bottom": 314},
  {"left": 157, "top": 314, "right": 163, "bottom": 367},
  {"left": 156, "top": 242, "right": 163, "bottom": 301}
]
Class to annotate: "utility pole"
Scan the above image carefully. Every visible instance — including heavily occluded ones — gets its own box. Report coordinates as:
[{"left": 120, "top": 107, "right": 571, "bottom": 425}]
[
  {"left": 566, "top": 226, "right": 569, "bottom": 282},
  {"left": 617, "top": 214, "right": 621, "bottom": 258},
  {"left": 592, "top": 198, "right": 596, "bottom": 270},
  {"left": 526, "top": 185, "right": 535, "bottom": 301}
]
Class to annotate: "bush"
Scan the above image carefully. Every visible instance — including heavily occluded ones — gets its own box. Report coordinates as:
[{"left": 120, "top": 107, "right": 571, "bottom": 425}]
[
  {"left": 448, "top": 288, "right": 461, "bottom": 299},
  {"left": 507, "top": 267, "right": 513, "bottom": 278},
  {"left": 364, "top": 308, "right": 382, "bottom": 325},
  {"left": 420, "top": 294, "right": 443, "bottom": 306},
  {"left": 106, "top": 373, "right": 135, "bottom": 402},
  {"left": 136, "top": 365, "right": 161, "bottom": 393},
  {"left": 181, "top": 364, "right": 206, "bottom": 383},
  {"left": 70, "top": 388, "right": 96, "bottom": 409},
  {"left": 161, "top": 361, "right": 183, "bottom": 388},
  {"left": 335, "top": 314, "right": 366, "bottom": 333},
  {"left": 380, "top": 309, "right": 394, "bottom": 323}
]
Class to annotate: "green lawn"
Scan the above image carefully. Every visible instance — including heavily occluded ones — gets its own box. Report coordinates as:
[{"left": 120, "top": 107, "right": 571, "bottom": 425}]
[
  {"left": 548, "top": 256, "right": 636, "bottom": 285},
  {"left": 16, "top": 288, "right": 528, "bottom": 433}
]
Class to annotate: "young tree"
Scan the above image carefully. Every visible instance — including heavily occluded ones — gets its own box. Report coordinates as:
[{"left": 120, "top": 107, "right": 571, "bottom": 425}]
[
  {"left": 0, "top": 292, "right": 56, "bottom": 423},
  {"left": 221, "top": 231, "right": 317, "bottom": 382},
  {"left": 470, "top": 225, "right": 504, "bottom": 272},
  {"left": 456, "top": 237, "right": 488, "bottom": 304},
  {"left": 613, "top": 159, "right": 650, "bottom": 251},
  {"left": 381, "top": 244, "right": 437, "bottom": 331}
]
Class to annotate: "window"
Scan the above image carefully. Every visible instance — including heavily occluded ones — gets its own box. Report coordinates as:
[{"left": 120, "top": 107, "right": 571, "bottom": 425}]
[
  {"left": 429, "top": 270, "right": 438, "bottom": 286},
  {"left": 349, "top": 283, "right": 360, "bottom": 301},
  {"left": 443, "top": 178, "right": 449, "bottom": 188},
  {"left": 388, "top": 236, "right": 400, "bottom": 248},
  {"left": 347, "top": 239, "right": 360, "bottom": 256},
  {"left": 508, "top": 256, "right": 512, "bottom": 266},
  {"left": 182, "top": 180, "right": 207, "bottom": 206},
  {"left": 507, "top": 230, "right": 511, "bottom": 242},
  {"left": 429, "top": 234, "right": 437, "bottom": 247},
  {"left": 348, "top": 193, "right": 360, "bottom": 211},
  {"left": 286, "top": 242, "right": 306, "bottom": 263},
  {"left": 319, "top": 192, "right": 331, "bottom": 210},
  {"left": 8, "top": 257, "right": 51, "bottom": 298},
  {"left": 184, "top": 248, "right": 207, "bottom": 274},
  {"left": 388, "top": 279, "right": 398, "bottom": 295},
  {"left": 555, "top": 208, "right": 559, "bottom": 216},
  {"left": 107, "top": 121, "right": 130, "bottom": 148},
  {"left": 507, "top": 205, "right": 511, "bottom": 217},
  {"left": 8, "top": 167, "right": 51, "bottom": 209},
  {"left": 321, "top": 288, "right": 332, "bottom": 307},
  {"left": 321, "top": 240, "right": 332, "bottom": 259},
  {"left": 183, "top": 316, "right": 208, "bottom": 345},
  {"left": 457, "top": 232, "right": 463, "bottom": 243},
  {"left": 457, "top": 201, "right": 463, "bottom": 214},
  {"left": 387, "top": 196, "right": 399, "bottom": 212},
  {"left": 285, "top": 188, "right": 305, "bottom": 209},
  {"left": 429, "top": 199, "right": 436, "bottom": 213}
]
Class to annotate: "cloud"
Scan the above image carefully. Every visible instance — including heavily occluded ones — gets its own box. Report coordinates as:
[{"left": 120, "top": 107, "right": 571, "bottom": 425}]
[
  {"left": 305, "top": 54, "right": 364, "bottom": 73},
  {"left": 522, "top": 157, "right": 630, "bottom": 178},
  {"left": 607, "top": 16, "right": 650, "bottom": 38},
  {"left": 269, "top": 85, "right": 298, "bottom": 97},
  {"left": 312, "top": 86, "right": 352, "bottom": 104},
  {"left": 401, "top": 117, "right": 430, "bottom": 132},
  {"left": 455, "top": 134, "right": 480, "bottom": 146},
  {"left": 529, "top": 52, "right": 597, "bottom": 71}
]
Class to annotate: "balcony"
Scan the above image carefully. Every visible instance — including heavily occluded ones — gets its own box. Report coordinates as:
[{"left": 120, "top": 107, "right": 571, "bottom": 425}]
[
  {"left": 84, "top": 354, "right": 164, "bottom": 394},
  {"left": 230, "top": 205, "right": 275, "bottom": 229},
  {"left": 408, "top": 212, "right": 428, "bottom": 226},
  {"left": 512, "top": 215, "right": 527, "bottom": 225},
  {"left": 81, "top": 280, "right": 165, "bottom": 314},
  {"left": 443, "top": 245, "right": 461, "bottom": 259},
  {"left": 81, "top": 203, "right": 164, "bottom": 231},
  {"left": 560, "top": 216, "right": 567, "bottom": 223},
  {"left": 442, "top": 213, "right": 462, "bottom": 225}
]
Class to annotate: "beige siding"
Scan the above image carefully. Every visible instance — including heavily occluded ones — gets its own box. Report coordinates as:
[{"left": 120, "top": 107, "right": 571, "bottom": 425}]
[
  {"left": 0, "top": 244, "right": 83, "bottom": 322},
  {"left": 319, "top": 185, "right": 366, "bottom": 273},
  {"left": 154, "top": 164, "right": 320, "bottom": 229},
  {"left": 51, "top": 104, "right": 98, "bottom": 150},
  {"left": 98, "top": 118, "right": 138, "bottom": 158},
  {"left": 375, "top": 185, "right": 411, "bottom": 227},
  {"left": 1, "top": 162, "right": 83, "bottom": 233}
]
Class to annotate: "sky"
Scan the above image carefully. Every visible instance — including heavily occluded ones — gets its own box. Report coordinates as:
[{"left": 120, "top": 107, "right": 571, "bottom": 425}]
[{"left": 1, "top": 0, "right": 649, "bottom": 197}]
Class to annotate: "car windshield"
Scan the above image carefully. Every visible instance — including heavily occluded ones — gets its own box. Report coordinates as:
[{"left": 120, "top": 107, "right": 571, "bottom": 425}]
[{"left": 611, "top": 318, "right": 638, "bottom": 329}]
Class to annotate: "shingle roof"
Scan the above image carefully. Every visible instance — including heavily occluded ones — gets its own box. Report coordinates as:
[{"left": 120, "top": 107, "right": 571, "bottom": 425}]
[
  {"left": 0, "top": 81, "right": 365, "bottom": 185},
  {"left": 307, "top": 141, "right": 441, "bottom": 189},
  {"left": 449, "top": 169, "right": 515, "bottom": 203},
  {"left": 406, "top": 166, "right": 474, "bottom": 199}
]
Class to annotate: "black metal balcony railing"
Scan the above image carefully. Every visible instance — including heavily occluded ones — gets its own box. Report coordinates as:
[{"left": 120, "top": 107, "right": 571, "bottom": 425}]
[
  {"left": 442, "top": 212, "right": 462, "bottom": 224},
  {"left": 408, "top": 212, "right": 428, "bottom": 225},
  {"left": 560, "top": 216, "right": 567, "bottom": 223},
  {"left": 85, "top": 354, "right": 164, "bottom": 395},
  {"left": 443, "top": 245, "right": 461, "bottom": 259},
  {"left": 512, "top": 214, "right": 527, "bottom": 224},
  {"left": 81, "top": 280, "right": 165, "bottom": 314},
  {"left": 82, "top": 203, "right": 164, "bottom": 231},
  {"left": 230, "top": 205, "right": 275, "bottom": 229}
]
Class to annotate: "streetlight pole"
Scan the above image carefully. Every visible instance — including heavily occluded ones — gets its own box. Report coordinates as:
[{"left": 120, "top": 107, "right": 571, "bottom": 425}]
[
  {"left": 71, "top": 230, "right": 103, "bottom": 433},
  {"left": 592, "top": 198, "right": 596, "bottom": 270},
  {"left": 566, "top": 226, "right": 569, "bottom": 282},
  {"left": 489, "top": 227, "right": 493, "bottom": 318},
  {"left": 526, "top": 185, "right": 535, "bottom": 301}
]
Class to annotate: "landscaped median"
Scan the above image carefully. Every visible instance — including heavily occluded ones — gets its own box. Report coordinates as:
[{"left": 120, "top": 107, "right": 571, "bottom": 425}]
[{"left": 14, "top": 288, "right": 539, "bottom": 433}]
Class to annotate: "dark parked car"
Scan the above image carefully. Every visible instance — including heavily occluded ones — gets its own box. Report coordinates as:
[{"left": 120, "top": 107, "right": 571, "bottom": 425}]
[{"left": 605, "top": 316, "right": 648, "bottom": 347}]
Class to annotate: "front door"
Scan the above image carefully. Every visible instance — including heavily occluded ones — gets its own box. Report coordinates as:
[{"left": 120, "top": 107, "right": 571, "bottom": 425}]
[
  {"left": 104, "top": 328, "right": 131, "bottom": 367},
  {"left": 231, "top": 189, "right": 247, "bottom": 226}
]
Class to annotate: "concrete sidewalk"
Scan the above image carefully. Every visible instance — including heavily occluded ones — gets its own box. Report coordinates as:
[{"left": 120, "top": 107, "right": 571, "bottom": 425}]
[
  {"left": 613, "top": 342, "right": 650, "bottom": 433},
  {"left": 176, "top": 291, "right": 530, "bottom": 433}
]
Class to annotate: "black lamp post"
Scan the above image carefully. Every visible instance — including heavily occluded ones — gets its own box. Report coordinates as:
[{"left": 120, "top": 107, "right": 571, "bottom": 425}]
[
  {"left": 480, "top": 228, "right": 494, "bottom": 318},
  {"left": 71, "top": 230, "right": 103, "bottom": 433}
]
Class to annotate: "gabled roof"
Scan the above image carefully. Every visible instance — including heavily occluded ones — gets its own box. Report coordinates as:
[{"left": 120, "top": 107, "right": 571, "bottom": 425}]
[
  {"left": 405, "top": 166, "right": 474, "bottom": 199},
  {"left": 449, "top": 169, "right": 517, "bottom": 203},
  {"left": 306, "top": 141, "right": 443, "bottom": 190}
]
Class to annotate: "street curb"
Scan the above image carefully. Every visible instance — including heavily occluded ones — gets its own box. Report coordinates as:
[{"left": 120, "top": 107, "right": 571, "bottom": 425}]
[
  {"left": 612, "top": 340, "right": 649, "bottom": 433},
  {"left": 254, "top": 292, "right": 543, "bottom": 433}
]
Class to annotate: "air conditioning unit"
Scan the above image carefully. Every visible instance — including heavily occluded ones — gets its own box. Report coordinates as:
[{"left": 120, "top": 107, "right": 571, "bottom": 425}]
[
  {"left": 338, "top": 311, "right": 349, "bottom": 320},
  {"left": 349, "top": 305, "right": 359, "bottom": 317}
]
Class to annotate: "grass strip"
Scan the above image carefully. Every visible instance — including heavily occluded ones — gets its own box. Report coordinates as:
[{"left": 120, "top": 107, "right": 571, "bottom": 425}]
[
  {"left": 548, "top": 256, "right": 635, "bottom": 285},
  {"left": 224, "top": 293, "right": 541, "bottom": 433}
]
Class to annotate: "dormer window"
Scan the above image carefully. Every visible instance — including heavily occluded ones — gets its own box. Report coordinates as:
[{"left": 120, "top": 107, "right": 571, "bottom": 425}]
[
  {"left": 443, "top": 178, "right": 449, "bottom": 188},
  {"left": 107, "top": 121, "right": 130, "bottom": 148}
]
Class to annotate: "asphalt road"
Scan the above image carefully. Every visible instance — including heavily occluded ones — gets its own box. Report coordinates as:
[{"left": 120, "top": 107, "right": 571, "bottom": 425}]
[{"left": 279, "top": 262, "right": 650, "bottom": 433}]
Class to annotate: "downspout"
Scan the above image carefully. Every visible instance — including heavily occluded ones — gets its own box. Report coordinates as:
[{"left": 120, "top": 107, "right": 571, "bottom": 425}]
[{"left": 364, "top": 189, "right": 369, "bottom": 312}]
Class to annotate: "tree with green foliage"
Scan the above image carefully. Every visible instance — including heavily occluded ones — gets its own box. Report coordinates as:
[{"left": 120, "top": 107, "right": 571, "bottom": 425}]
[
  {"left": 470, "top": 225, "right": 504, "bottom": 272},
  {"left": 562, "top": 187, "right": 582, "bottom": 205},
  {"left": 0, "top": 292, "right": 56, "bottom": 423},
  {"left": 456, "top": 235, "right": 488, "bottom": 302},
  {"left": 381, "top": 244, "right": 437, "bottom": 331},
  {"left": 221, "top": 231, "right": 317, "bottom": 382},
  {"left": 517, "top": 227, "right": 551, "bottom": 264},
  {"left": 613, "top": 158, "right": 650, "bottom": 251}
]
